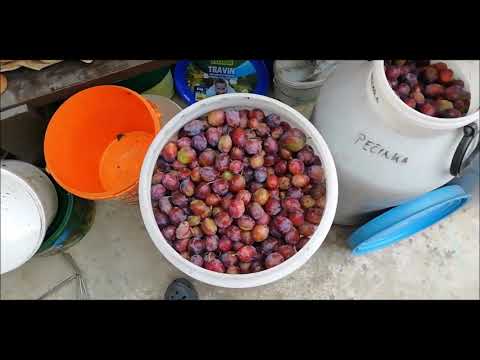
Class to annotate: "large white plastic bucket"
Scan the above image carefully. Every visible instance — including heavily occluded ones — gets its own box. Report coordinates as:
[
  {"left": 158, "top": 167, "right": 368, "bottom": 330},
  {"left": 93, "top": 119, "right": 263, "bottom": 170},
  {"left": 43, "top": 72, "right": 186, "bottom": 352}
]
[
  {"left": 312, "top": 60, "right": 479, "bottom": 225},
  {"left": 139, "top": 93, "right": 338, "bottom": 288},
  {"left": 1, "top": 160, "right": 58, "bottom": 274}
]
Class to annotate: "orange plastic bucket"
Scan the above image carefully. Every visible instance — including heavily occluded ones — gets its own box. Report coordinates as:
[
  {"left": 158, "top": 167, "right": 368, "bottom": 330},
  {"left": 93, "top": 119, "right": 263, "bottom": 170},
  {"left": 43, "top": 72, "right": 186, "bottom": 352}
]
[{"left": 44, "top": 85, "right": 162, "bottom": 202}]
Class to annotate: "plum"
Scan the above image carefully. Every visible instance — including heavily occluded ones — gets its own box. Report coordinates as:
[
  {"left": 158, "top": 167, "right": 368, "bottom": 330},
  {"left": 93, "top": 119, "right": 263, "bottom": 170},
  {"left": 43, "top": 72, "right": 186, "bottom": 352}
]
[
  {"left": 214, "top": 210, "right": 233, "bottom": 229},
  {"left": 228, "top": 199, "right": 246, "bottom": 219},
  {"left": 285, "top": 228, "right": 300, "bottom": 245},
  {"left": 162, "top": 225, "right": 176, "bottom": 241},
  {"left": 207, "top": 110, "right": 225, "bottom": 127},
  {"left": 298, "top": 222, "right": 316, "bottom": 236},
  {"left": 244, "top": 139, "right": 262, "bottom": 155},
  {"left": 218, "top": 237, "right": 233, "bottom": 252},
  {"left": 206, "top": 127, "right": 222, "bottom": 147},
  {"left": 422, "top": 66, "right": 438, "bottom": 83},
  {"left": 235, "top": 189, "right": 252, "bottom": 206},
  {"left": 254, "top": 188, "right": 270, "bottom": 206},
  {"left": 194, "top": 182, "right": 211, "bottom": 201},
  {"left": 305, "top": 207, "right": 323, "bottom": 224},
  {"left": 288, "top": 159, "right": 305, "bottom": 175},
  {"left": 236, "top": 245, "right": 257, "bottom": 263},
  {"left": 192, "top": 134, "right": 207, "bottom": 152},
  {"left": 292, "top": 174, "right": 310, "bottom": 188},
  {"left": 169, "top": 207, "right": 187, "bottom": 225},
  {"left": 265, "top": 113, "right": 281, "bottom": 128},
  {"left": 226, "top": 266, "right": 240, "bottom": 274},
  {"left": 289, "top": 210, "right": 305, "bottom": 227},
  {"left": 201, "top": 218, "right": 218, "bottom": 236},
  {"left": 175, "top": 221, "right": 191, "bottom": 239},
  {"left": 153, "top": 208, "right": 170, "bottom": 228},
  {"left": 177, "top": 146, "right": 197, "bottom": 165},
  {"left": 225, "top": 110, "right": 241, "bottom": 128},
  {"left": 229, "top": 175, "right": 246, "bottom": 193},
  {"left": 231, "top": 127, "right": 247, "bottom": 147},
  {"left": 211, "top": 179, "right": 229, "bottom": 196},
  {"left": 273, "top": 216, "right": 293, "bottom": 234},
  {"left": 220, "top": 251, "right": 238, "bottom": 267},
  {"left": 204, "top": 234, "right": 219, "bottom": 251},
  {"left": 237, "top": 215, "right": 255, "bottom": 231},
  {"left": 190, "top": 254, "right": 204, "bottom": 267},
  {"left": 252, "top": 224, "right": 269, "bottom": 242},
  {"left": 419, "top": 103, "right": 436, "bottom": 116},
  {"left": 424, "top": 84, "right": 445, "bottom": 98},
  {"left": 190, "top": 199, "right": 210, "bottom": 218},
  {"left": 174, "top": 238, "right": 189, "bottom": 253},
  {"left": 249, "top": 154, "right": 265, "bottom": 169},
  {"left": 188, "top": 215, "right": 201, "bottom": 227},
  {"left": 265, "top": 252, "right": 284, "bottom": 269},
  {"left": 218, "top": 134, "right": 233, "bottom": 153},
  {"left": 161, "top": 142, "right": 178, "bottom": 163},
  {"left": 204, "top": 259, "right": 225, "bottom": 273},
  {"left": 264, "top": 198, "right": 282, "bottom": 216},
  {"left": 198, "top": 148, "right": 216, "bottom": 167},
  {"left": 278, "top": 245, "right": 296, "bottom": 259},
  {"left": 183, "top": 120, "right": 205, "bottom": 136},
  {"left": 158, "top": 196, "right": 172, "bottom": 213},
  {"left": 171, "top": 192, "right": 189, "bottom": 208},
  {"left": 151, "top": 184, "right": 166, "bottom": 200},
  {"left": 215, "top": 153, "right": 230, "bottom": 172}
]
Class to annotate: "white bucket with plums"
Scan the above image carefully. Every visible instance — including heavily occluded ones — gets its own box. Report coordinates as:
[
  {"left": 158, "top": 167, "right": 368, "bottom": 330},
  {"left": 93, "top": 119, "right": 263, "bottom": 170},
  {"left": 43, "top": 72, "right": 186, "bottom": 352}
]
[
  {"left": 139, "top": 93, "right": 338, "bottom": 288},
  {"left": 311, "top": 60, "right": 479, "bottom": 225}
]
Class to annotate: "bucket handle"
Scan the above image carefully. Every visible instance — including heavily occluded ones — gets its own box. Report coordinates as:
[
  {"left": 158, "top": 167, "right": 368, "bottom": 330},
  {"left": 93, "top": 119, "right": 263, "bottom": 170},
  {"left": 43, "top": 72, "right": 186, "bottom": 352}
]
[{"left": 450, "top": 122, "right": 479, "bottom": 177}]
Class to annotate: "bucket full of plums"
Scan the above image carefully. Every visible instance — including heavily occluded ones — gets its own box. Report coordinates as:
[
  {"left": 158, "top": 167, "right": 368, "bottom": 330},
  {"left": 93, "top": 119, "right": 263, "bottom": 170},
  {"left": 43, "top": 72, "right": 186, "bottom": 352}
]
[
  {"left": 311, "top": 60, "right": 479, "bottom": 225},
  {"left": 139, "top": 93, "right": 338, "bottom": 288}
]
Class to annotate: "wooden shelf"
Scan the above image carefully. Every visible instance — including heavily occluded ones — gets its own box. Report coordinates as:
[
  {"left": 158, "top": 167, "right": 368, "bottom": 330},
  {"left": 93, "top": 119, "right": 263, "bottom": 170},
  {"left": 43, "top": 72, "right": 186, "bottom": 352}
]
[{"left": 0, "top": 60, "right": 176, "bottom": 111}]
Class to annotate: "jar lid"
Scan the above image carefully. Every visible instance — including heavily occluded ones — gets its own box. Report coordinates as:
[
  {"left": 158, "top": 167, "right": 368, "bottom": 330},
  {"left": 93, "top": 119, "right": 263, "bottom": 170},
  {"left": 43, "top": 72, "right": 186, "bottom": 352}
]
[
  {"left": 174, "top": 60, "right": 269, "bottom": 105},
  {"left": 347, "top": 185, "right": 470, "bottom": 255}
]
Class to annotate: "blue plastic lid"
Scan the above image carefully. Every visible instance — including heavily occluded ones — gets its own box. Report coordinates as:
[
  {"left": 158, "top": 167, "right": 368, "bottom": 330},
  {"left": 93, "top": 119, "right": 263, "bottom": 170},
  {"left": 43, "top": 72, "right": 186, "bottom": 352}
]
[
  {"left": 347, "top": 185, "right": 470, "bottom": 256},
  {"left": 174, "top": 60, "right": 269, "bottom": 105}
]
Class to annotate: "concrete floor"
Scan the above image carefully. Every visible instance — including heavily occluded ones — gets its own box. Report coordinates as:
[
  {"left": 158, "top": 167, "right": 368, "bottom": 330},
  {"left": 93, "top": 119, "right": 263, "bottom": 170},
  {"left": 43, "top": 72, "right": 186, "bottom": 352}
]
[
  {"left": 1, "top": 199, "right": 478, "bottom": 300},
  {"left": 1, "top": 95, "right": 479, "bottom": 300}
]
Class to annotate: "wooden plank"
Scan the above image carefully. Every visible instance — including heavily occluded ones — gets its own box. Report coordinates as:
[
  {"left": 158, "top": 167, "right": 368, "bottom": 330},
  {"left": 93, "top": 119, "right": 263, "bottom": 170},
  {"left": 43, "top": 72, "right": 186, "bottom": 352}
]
[{"left": 0, "top": 60, "right": 176, "bottom": 111}]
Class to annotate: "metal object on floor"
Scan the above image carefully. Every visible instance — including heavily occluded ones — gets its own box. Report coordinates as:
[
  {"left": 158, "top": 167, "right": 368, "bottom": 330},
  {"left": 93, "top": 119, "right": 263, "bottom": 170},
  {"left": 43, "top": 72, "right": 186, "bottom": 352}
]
[
  {"left": 61, "top": 251, "right": 90, "bottom": 300},
  {"left": 37, "top": 274, "right": 77, "bottom": 300},
  {"left": 36, "top": 251, "right": 90, "bottom": 300},
  {"left": 62, "top": 252, "right": 82, "bottom": 275}
]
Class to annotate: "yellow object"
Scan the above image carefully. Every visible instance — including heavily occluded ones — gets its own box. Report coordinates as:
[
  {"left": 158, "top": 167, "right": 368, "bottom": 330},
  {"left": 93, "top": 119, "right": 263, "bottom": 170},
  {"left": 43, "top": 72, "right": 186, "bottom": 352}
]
[
  {"left": 0, "top": 74, "right": 7, "bottom": 94},
  {"left": 142, "top": 70, "right": 175, "bottom": 98}
]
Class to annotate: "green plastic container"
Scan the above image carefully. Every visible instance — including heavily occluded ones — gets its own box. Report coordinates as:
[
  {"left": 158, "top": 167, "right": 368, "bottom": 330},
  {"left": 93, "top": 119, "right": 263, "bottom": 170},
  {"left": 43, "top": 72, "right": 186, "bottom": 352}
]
[
  {"left": 36, "top": 177, "right": 96, "bottom": 256},
  {"left": 117, "top": 67, "right": 174, "bottom": 98}
]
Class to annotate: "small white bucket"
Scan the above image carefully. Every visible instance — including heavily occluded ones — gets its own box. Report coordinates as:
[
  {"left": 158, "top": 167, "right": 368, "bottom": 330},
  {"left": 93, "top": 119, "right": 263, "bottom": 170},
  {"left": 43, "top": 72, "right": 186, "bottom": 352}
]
[
  {"left": 139, "top": 93, "right": 338, "bottom": 288},
  {"left": 273, "top": 60, "right": 336, "bottom": 107},
  {"left": 1, "top": 160, "right": 58, "bottom": 274}
]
